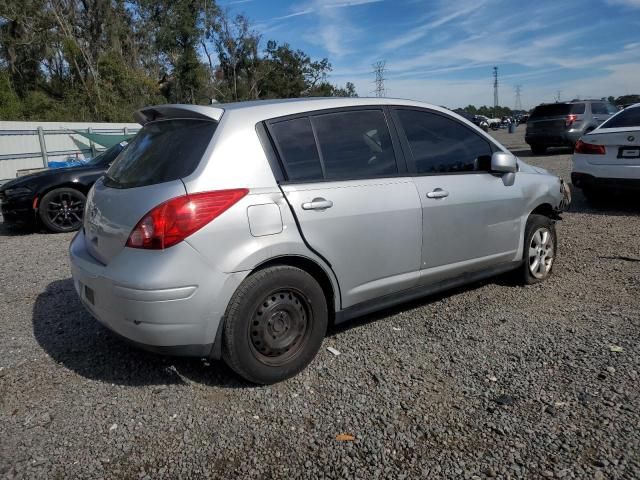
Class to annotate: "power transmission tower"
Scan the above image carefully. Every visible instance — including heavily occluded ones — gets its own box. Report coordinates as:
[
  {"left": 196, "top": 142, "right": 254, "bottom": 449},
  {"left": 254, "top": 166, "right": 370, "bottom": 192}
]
[
  {"left": 514, "top": 85, "right": 523, "bottom": 111},
  {"left": 493, "top": 66, "right": 499, "bottom": 116},
  {"left": 372, "top": 61, "right": 386, "bottom": 98},
  {"left": 555, "top": 90, "right": 562, "bottom": 102}
]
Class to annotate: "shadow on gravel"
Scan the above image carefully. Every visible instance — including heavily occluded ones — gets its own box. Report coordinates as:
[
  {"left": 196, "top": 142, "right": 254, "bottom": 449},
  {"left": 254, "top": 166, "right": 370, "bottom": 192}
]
[
  {"left": 32, "top": 279, "right": 253, "bottom": 388},
  {"left": 327, "top": 274, "right": 513, "bottom": 338},
  {"left": 511, "top": 147, "right": 574, "bottom": 158},
  {"left": 568, "top": 189, "right": 640, "bottom": 217},
  {"left": 0, "top": 223, "right": 37, "bottom": 237}
]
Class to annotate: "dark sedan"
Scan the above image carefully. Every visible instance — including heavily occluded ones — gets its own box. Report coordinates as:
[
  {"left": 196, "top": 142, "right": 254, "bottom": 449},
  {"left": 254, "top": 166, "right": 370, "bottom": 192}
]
[{"left": 0, "top": 142, "right": 127, "bottom": 232}]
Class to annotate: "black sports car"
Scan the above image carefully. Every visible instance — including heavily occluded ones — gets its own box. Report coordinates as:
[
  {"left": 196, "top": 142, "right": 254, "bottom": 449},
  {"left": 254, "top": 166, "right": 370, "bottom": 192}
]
[{"left": 0, "top": 142, "right": 127, "bottom": 232}]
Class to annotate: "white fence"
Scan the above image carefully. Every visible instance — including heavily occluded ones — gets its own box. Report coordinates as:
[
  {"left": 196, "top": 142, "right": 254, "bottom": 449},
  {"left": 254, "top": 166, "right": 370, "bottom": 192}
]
[{"left": 0, "top": 121, "right": 140, "bottom": 180}]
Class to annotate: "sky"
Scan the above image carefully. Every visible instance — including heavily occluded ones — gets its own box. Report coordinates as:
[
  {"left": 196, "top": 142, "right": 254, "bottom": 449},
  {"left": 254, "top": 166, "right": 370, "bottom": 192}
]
[{"left": 218, "top": 0, "right": 640, "bottom": 109}]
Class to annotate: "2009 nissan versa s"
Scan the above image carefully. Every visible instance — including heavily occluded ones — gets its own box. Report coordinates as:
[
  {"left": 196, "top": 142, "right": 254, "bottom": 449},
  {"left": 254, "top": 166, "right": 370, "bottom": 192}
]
[{"left": 70, "top": 98, "right": 571, "bottom": 384}]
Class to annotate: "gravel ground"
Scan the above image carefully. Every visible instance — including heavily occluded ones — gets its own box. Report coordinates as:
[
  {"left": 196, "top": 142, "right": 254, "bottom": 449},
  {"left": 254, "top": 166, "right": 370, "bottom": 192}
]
[{"left": 1, "top": 127, "right": 639, "bottom": 479}]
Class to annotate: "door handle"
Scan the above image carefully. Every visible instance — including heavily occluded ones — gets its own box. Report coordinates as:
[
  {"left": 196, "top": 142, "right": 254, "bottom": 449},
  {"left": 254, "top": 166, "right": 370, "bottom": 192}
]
[
  {"left": 426, "top": 188, "right": 449, "bottom": 199},
  {"left": 301, "top": 198, "right": 333, "bottom": 210}
]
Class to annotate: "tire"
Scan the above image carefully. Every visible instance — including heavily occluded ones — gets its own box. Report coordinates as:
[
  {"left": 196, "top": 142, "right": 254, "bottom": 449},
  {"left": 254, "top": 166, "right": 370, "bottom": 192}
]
[
  {"left": 222, "top": 266, "right": 328, "bottom": 384},
  {"left": 38, "top": 187, "right": 86, "bottom": 233},
  {"left": 521, "top": 214, "right": 557, "bottom": 285},
  {"left": 530, "top": 145, "right": 547, "bottom": 155}
]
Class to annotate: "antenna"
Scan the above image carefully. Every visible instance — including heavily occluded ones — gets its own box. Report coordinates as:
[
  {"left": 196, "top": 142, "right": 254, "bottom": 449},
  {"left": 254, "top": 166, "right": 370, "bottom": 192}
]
[
  {"left": 373, "top": 60, "right": 386, "bottom": 98},
  {"left": 493, "top": 66, "right": 499, "bottom": 116},
  {"left": 514, "top": 84, "right": 523, "bottom": 111}
]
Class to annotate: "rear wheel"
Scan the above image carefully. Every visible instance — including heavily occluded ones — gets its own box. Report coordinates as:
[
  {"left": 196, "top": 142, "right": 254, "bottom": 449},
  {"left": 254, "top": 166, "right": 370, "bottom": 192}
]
[
  {"left": 38, "top": 188, "right": 86, "bottom": 233},
  {"left": 222, "top": 266, "right": 328, "bottom": 384},
  {"left": 522, "top": 214, "right": 557, "bottom": 285},
  {"left": 530, "top": 145, "right": 547, "bottom": 155}
]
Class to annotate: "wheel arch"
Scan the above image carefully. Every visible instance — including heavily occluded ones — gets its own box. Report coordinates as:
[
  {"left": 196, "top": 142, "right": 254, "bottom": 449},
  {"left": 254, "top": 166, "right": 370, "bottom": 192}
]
[
  {"left": 36, "top": 182, "right": 91, "bottom": 208},
  {"left": 530, "top": 202, "right": 556, "bottom": 219},
  {"left": 209, "top": 254, "right": 340, "bottom": 360}
]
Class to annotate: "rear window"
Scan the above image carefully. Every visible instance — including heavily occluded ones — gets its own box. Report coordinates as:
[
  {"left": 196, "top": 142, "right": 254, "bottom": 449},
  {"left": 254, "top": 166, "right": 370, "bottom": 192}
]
[
  {"left": 105, "top": 119, "right": 216, "bottom": 188},
  {"left": 600, "top": 106, "right": 640, "bottom": 129},
  {"left": 530, "top": 103, "right": 585, "bottom": 118}
]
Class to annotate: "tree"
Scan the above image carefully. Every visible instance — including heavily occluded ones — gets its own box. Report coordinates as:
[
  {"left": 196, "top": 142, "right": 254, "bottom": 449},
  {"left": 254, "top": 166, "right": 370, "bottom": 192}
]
[{"left": 0, "top": 0, "right": 357, "bottom": 121}]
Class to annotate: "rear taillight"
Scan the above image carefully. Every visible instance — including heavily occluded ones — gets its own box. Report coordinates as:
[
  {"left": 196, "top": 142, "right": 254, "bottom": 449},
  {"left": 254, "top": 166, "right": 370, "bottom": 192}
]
[
  {"left": 565, "top": 114, "right": 577, "bottom": 127},
  {"left": 574, "top": 139, "right": 605, "bottom": 155},
  {"left": 126, "top": 189, "right": 248, "bottom": 249}
]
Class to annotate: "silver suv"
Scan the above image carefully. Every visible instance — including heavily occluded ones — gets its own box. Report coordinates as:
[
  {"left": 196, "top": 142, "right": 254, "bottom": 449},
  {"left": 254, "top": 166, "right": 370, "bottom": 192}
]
[
  {"left": 526, "top": 100, "right": 618, "bottom": 154},
  {"left": 70, "top": 98, "right": 570, "bottom": 384}
]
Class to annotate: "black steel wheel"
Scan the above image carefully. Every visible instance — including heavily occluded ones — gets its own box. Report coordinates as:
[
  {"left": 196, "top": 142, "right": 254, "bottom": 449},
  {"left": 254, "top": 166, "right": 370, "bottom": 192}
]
[
  {"left": 223, "top": 266, "right": 328, "bottom": 384},
  {"left": 38, "top": 187, "right": 86, "bottom": 233},
  {"left": 248, "top": 289, "right": 312, "bottom": 367}
]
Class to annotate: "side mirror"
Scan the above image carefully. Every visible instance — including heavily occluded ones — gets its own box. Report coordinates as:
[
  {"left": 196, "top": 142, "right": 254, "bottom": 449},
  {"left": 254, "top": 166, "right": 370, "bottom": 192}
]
[{"left": 491, "top": 151, "right": 517, "bottom": 173}]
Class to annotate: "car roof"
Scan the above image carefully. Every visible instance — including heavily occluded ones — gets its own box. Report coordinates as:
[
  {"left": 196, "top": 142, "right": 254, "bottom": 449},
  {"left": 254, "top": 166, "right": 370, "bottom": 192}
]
[{"left": 135, "top": 97, "right": 452, "bottom": 125}]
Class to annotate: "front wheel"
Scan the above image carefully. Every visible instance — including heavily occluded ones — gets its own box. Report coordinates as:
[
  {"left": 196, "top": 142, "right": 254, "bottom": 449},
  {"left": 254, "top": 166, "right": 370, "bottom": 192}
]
[
  {"left": 222, "top": 266, "right": 328, "bottom": 384},
  {"left": 522, "top": 214, "right": 557, "bottom": 285},
  {"left": 38, "top": 188, "right": 86, "bottom": 233}
]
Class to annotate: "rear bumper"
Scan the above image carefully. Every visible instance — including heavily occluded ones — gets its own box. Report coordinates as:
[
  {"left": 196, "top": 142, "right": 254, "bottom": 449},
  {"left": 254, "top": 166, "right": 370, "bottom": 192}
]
[
  {"left": 69, "top": 230, "right": 246, "bottom": 357},
  {"left": 525, "top": 130, "right": 582, "bottom": 147},
  {"left": 572, "top": 154, "right": 640, "bottom": 190}
]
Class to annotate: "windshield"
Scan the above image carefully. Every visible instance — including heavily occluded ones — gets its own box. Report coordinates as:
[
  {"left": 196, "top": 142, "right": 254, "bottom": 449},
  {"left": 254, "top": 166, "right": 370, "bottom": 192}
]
[
  {"left": 530, "top": 103, "right": 585, "bottom": 118},
  {"left": 86, "top": 142, "right": 128, "bottom": 166},
  {"left": 105, "top": 119, "right": 217, "bottom": 188}
]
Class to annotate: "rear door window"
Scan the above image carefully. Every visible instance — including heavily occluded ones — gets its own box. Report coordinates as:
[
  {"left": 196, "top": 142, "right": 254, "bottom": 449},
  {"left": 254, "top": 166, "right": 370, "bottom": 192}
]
[
  {"left": 269, "top": 117, "right": 323, "bottom": 182},
  {"left": 105, "top": 119, "right": 216, "bottom": 188},
  {"left": 395, "top": 109, "right": 493, "bottom": 174},
  {"left": 600, "top": 107, "right": 640, "bottom": 128},
  {"left": 311, "top": 110, "right": 397, "bottom": 180}
]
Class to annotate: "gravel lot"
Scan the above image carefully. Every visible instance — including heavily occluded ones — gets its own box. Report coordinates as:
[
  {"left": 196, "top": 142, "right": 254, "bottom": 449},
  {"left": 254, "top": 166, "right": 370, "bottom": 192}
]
[{"left": 1, "top": 127, "right": 639, "bottom": 479}]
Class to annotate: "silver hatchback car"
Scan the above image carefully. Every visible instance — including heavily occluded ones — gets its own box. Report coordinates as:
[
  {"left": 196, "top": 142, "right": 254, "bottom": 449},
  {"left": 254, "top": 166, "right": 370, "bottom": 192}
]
[{"left": 70, "top": 98, "right": 570, "bottom": 384}]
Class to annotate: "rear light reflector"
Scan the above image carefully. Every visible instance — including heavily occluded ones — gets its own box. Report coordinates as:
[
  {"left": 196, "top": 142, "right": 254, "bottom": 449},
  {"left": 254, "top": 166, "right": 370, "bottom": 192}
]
[
  {"left": 575, "top": 139, "right": 605, "bottom": 155},
  {"left": 126, "top": 188, "right": 248, "bottom": 249},
  {"left": 565, "top": 114, "right": 577, "bottom": 127}
]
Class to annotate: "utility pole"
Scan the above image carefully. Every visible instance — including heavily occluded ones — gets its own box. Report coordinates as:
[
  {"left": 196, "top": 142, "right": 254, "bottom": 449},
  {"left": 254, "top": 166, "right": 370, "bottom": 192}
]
[
  {"left": 493, "top": 66, "right": 499, "bottom": 117},
  {"left": 372, "top": 60, "right": 386, "bottom": 98},
  {"left": 514, "top": 84, "right": 523, "bottom": 111}
]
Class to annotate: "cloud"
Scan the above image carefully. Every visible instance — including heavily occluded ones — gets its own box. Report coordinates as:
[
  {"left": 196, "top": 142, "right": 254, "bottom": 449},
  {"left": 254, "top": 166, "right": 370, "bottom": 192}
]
[
  {"left": 606, "top": 0, "right": 640, "bottom": 7},
  {"left": 382, "top": 0, "right": 489, "bottom": 51}
]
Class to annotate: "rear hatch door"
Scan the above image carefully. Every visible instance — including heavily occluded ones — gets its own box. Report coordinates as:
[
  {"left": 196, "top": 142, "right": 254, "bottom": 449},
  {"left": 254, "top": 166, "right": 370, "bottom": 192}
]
[
  {"left": 583, "top": 127, "right": 640, "bottom": 166},
  {"left": 83, "top": 117, "right": 218, "bottom": 265},
  {"left": 528, "top": 103, "right": 584, "bottom": 132}
]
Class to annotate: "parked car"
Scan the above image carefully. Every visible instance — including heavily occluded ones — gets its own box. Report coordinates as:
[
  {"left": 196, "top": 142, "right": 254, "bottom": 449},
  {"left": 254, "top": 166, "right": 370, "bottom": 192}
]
[
  {"left": 525, "top": 100, "right": 618, "bottom": 154},
  {"left": 572, "top": 103, "right": 640, "bottom": 201},
  {"left": 69, "top": 98, "right": 570, "bottom": 384},
  {"left": 472, "top": 115, "right": 489, "bottom": 132},
  {"left": 518, "top": 114, "right": 529, "bottom": 125},
  {"left": 0, "top": 141, "right": 128, "bottom": 232}
]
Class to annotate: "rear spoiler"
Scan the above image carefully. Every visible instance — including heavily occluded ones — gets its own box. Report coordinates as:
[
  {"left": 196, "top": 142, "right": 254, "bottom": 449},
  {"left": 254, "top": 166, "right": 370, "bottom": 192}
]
[{"left": 134, "top": 104, "right": 224, "bottom": 125}]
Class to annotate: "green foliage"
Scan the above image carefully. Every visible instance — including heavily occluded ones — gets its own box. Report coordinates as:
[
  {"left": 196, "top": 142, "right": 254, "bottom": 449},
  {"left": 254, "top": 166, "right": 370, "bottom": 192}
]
[
  {"left": 460, "top": 105, "right": 513, "bottom": 117},
  {"left": 613, "top": 94, "right": 640, "bottom": 106},
  {"left": 0, "top": 72, "right": 23, "bottom": 119},
  {"left": 0, "top": 0, "right": 357, "bottom": 122}
]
